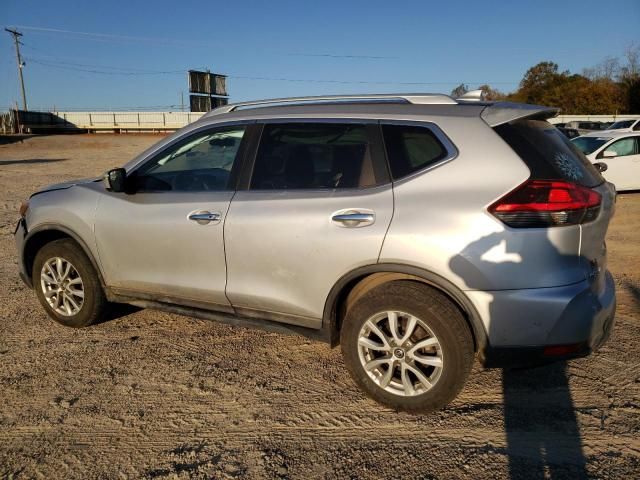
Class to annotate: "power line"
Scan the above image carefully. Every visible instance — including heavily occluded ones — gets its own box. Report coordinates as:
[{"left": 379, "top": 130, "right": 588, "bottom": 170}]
[
  {"left": 12, "top": 25, "right": 204, "bottom": 47},
  {"left": 27, "top": 58, "right": 187, "bottom": 75},
  {"left": 288, "top": 53, "right": 399, "bottom": 60},
  {"left": 13, "top": 25, "right": 399, "bottom": 60},
  {"left": 25, "top": 56, "right": 518, "bottom": 86},
  {"left": 22, "top": 46, "right": 209, "bottom": 73}
]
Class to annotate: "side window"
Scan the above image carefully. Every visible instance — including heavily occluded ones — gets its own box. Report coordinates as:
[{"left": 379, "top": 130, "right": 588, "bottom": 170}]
[
  {"left": 133, "top": 126, "right": 246, "bottom": 192},
  {"left": 382, "top": 124, "right": 448, "bottom": 180},
  {"left": 250, "top": 123, "right": 378, "bottom": 190},
  {"left": 605, "top": 137, "right": 637, "bottom": 158},
  {"left": 633, "top": 121, "right": 640, "bottom": 131}
]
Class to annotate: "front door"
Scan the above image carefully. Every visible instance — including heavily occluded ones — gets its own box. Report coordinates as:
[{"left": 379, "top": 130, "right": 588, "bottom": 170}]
[
  {"left": 95, "top": 124, "right": 249, "bottom": 310},
  {"left": 224, "top": 121, "right": 394, "bottom": 327},
  {"left": 599, "top": 136, "right": 640, "bottom": 190}
]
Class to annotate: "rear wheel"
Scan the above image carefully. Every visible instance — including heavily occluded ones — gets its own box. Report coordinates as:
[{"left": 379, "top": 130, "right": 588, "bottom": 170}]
[
  {"left": 33, "top": 239, "right": 108, "bottom": 328},
  {"left": 340, "top": 281, "right": 474, "bottom": 413}
]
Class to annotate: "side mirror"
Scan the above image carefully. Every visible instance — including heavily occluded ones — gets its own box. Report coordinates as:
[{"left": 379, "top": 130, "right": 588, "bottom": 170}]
[
  {"left": 104, "top": 168, "right": 127, "bottom": 192},
  {"left": 593, "top": 162, "right": 608, "bottom": 173},
  {"left": 602, "top": 150, "right": 617, "bottom": 159}
]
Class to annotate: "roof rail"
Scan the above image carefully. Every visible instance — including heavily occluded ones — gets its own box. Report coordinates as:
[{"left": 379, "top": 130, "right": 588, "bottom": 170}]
[{"left": 205, "top": 93, "right": 457, "bottom": 116}]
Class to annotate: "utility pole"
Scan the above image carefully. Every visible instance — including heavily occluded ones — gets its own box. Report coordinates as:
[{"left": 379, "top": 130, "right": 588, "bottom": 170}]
[
  {"left": 5, "top": 28, "right": 28, "bottom": 111},
  {"left": 206, "top": 68, "right": 212, "bottom": 110}
]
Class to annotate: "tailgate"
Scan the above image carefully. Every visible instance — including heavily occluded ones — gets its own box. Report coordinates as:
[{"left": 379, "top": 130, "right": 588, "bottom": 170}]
[{"left": 581, "top": 181, "right": 616, "bottom": 292}]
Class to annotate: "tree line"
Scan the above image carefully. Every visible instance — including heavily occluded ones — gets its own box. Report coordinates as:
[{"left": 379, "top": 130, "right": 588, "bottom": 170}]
[{"left": 452, "top": 44, "right": 640, "bottom": 114}]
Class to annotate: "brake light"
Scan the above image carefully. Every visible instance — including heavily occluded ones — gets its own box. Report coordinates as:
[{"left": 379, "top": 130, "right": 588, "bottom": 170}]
[
  {"left": 543, "top": 343, "right": 585, "bottom": 357},
  {"left": 489, "top": 180, "right": 601, "bottom": 228}
]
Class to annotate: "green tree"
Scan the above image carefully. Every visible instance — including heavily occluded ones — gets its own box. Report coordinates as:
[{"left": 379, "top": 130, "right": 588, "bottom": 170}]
[
  {"left": 508, "top": 61, "right": 627, "bottom": 114},
  {"left": 478, "top": 84, "right": 505, "bottom": 101},
  {"left": 450, "top": 83, "right": 468, "bottom": 98}
]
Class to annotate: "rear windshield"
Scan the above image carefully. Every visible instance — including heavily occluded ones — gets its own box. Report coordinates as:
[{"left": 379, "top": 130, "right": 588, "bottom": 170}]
[
  {"left": 494, "top": 119, "right": 604, "bottom": 188},
  {"left": 571, "top": 136, "right": 612, "bottom": 155},
  {"left": 609, "top": 120, "right": 634, "bottom": 129}
]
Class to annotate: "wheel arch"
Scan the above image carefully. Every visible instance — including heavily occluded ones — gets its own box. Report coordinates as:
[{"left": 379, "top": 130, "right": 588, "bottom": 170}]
[
  {"left": 322, "top": 263, "right": 487, "bottom": 352},
  {"left": 23, "top": 224, "right": 106, "bottom": 289}
]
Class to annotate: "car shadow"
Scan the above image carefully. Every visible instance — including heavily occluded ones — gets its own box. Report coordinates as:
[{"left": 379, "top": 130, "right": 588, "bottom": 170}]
[
  {"left": 0, "top": 158, "right": 67, "bottom": 166},
  {"left": 502, "top": 362, "right": 587, "bottom": 478},
  {"left": 449, "top": 231, "right": 590, "bottom": 478},
  {"left": 94, "top": 303, "right": 142, "bottom": 325},
  {"left": 621, "top": 279, "right": 640, "bottom": 309},
  {"left": 0, "top": 134, "right": 38, "bottom": 145}
]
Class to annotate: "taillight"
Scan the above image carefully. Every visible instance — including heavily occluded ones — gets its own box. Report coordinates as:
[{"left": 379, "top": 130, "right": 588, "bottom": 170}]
[{"left": 489, "top": 180, "right": 601, "bottom": 228}]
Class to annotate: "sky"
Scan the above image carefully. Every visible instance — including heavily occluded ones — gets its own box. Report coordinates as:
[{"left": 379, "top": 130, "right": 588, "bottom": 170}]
[{"left": 1, "top": 0, "right": 639, "bottom": 111}]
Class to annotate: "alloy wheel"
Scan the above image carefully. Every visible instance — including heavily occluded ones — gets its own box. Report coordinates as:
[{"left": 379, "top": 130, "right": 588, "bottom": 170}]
[
  {"left": 357, "top": 310, "right": 444, "bottom": 397},
  {"left": 40, "top": 257, "right": 85, "bottom": 316}
]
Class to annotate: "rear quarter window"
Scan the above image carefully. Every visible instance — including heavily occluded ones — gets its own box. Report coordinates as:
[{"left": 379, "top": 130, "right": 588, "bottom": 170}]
[
  {"left": 494, "top": 119, "right": 604, "bottom": 188},
  {"left": 382, "top": 124, "right": 449, "bottom": 180}
]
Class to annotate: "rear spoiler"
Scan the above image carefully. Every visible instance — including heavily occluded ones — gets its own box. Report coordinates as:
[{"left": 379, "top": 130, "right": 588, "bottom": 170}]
[{"left": 481, "top": 102, "right": 559, "bottom": 127}]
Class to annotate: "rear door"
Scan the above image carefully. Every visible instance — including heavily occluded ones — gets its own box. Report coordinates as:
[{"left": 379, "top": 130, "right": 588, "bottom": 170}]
[
  {"left": 597, "top": 136, "right": 640, "bottom": 191},
  {"left": 224, "top": 121, "right": 393, "bottom": 327}
]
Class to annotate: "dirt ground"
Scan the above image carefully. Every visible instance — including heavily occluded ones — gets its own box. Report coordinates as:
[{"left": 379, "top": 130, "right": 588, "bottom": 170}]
[{"left": 0, "top": 134, "right": 639, "bottom": 479}]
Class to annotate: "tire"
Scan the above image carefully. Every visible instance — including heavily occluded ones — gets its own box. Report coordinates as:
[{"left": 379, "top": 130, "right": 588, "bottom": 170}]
[
  {"left": 32, "top": 238, "right": 108, "bottom": 328},
  {"left": 340, "top": 280, "right": 474, "bottom": 413}
]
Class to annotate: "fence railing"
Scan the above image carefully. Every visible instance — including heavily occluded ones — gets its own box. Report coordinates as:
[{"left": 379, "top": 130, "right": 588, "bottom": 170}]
[
  {"left": 547, "top": 114, "right": 640, "bottom": 124},
  {"left": 3, "top": 110, "right": 640, "bottom": 134},
  {"left": 0, "top": 110, "right": 17, "bottom": 134},
  {"left": 0, "top": 110, "right": 206, "bottom": 133}
]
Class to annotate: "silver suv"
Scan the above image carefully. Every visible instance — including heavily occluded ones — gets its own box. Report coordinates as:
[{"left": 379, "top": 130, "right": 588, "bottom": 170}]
[{"left": 14, "top": 94, "right": 616, "bottom": 412}]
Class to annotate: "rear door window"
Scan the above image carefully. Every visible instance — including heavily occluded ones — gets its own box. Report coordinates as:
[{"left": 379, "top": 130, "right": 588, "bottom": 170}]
[
  {"left": 382, "top": 124, "right": 449, "bottom": 180},
  {"left": 250, "top": 123, "right": 385, "bottom": 190},
  {"left": 494, "top": 119, "right": 604, "bottom": 187}
]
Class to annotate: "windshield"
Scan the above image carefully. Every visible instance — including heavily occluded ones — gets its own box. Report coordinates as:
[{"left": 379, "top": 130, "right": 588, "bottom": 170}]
[
  {"left": 608, "top": 120, "right": 634, "bottom": 129},
  {"left": 571, "top": 136, "right": 611, "bottom": 155}
]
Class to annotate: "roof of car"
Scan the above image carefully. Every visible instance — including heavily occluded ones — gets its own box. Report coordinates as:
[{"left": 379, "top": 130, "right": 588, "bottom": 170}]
[
  {"left": 197, "top": 94, "right": 558, "bottom": 127},
  {"left": 577, "top": 131, "right": 640, "bottom": 139}
]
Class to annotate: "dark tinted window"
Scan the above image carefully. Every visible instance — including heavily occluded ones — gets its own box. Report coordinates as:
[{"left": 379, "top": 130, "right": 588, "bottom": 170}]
[
  {"left": 571, "top": 136, "right": 612, "bottom": 155},
  {"left": 382, "top": 124, "right": 448, "bottom": 180},
  {"left": 609, "top": 120, "right": 634, "bottom": 129},
  {"left": 251, "top": 123, "right": 377, "bottom": 190},
  {"left": 494, "top": 119, "right": 604, "bottom": 188}
]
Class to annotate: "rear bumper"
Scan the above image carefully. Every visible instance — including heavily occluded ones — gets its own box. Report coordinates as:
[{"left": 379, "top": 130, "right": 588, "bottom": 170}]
[{"left": 475, "top": 271, "right": 616, "bottom": 368}]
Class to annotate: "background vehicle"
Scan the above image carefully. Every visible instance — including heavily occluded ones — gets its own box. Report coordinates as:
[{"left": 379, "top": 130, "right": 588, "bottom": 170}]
[
  {"left": 564, "top": 120, "right": 608, "bottom": 135},
  {"left": 15, "top": 94, "right": 617, "bottom": 413},
  {"left": 603, "top": 119, "right": 640, "bottom": 133},
  {"left": 556, "top": 126, "right": 581, "bottom": 138},
  {"left": 572, "top": 132, "right": 640, "bottom": 191}
]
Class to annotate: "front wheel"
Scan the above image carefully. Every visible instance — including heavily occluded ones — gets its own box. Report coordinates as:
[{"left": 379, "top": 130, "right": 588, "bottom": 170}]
[
  {"left": 340, "top": 281, "right": 475, "bottom": 413},
  {"left": 33, "top": 239, "right": 108, "bottom": 328}
]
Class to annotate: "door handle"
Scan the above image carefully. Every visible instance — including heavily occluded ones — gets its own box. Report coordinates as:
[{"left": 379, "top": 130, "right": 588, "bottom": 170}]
[
  {"left": 331, "top": 211, "right": 375, "bottom": 227},
  {"left": 188, "top": 211, "right": 220, "bottom": 225}
]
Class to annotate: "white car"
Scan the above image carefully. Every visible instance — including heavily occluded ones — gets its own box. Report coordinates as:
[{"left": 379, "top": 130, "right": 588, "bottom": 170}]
[
  {"left": 572, "top": 131, "right": 640, "bottom": 191},
  {"left": 602, "top": 119, "right": 640, "bottom": 133}
]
